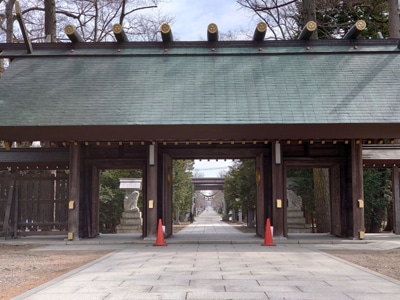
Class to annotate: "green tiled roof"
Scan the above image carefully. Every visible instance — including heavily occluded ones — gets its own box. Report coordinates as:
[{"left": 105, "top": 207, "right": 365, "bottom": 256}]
[{"left": 0, "top": 41, "right": 399, "bottom": 128}]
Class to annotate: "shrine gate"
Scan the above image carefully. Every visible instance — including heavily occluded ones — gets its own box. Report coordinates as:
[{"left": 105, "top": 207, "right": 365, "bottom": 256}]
[{"left": 1, "top": 22, "right": 400, "bottom": 240}]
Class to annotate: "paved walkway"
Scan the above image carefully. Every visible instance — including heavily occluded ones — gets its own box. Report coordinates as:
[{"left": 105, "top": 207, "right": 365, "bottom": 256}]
[{"left": 8, "top": 210, "right": 400, "bottom": 299}]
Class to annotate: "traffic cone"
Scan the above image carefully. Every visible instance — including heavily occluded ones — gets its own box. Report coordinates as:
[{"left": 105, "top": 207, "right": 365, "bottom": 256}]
[
  {"left": 262, "top": 218, "right": 276, "bottom": 246},
  {"left": 154, "top": 218, "right": 167, "bottom": 246}
]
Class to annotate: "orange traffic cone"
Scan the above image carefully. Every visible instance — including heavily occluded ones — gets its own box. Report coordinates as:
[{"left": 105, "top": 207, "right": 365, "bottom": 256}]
[
  {"left": 262, "top": 218, "right": 276, "bottom": 246},
  {"left": 154, "top": 218, "right": 167, "bottom": 246}
]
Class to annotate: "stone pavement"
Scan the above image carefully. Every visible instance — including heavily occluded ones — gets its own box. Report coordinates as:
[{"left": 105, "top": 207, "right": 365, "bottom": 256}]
[{"left": 8, "top": 209, "right": 400, "bottom": 300}]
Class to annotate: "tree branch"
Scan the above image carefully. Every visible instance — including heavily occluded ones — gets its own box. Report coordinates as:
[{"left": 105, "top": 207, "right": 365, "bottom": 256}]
[{"left": 124, "top": 5, "right": 158, "bottom": 16}]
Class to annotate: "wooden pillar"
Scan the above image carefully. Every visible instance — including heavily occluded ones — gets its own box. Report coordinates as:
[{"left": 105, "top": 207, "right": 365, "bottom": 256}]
[
  {"left": 90, "top": 166, "right": 100, "bottom": 238},
  {"left": 162, "top": 153, "right": 173, "bottom": 237},
  {"left": 392, "top": 166, "right": 400, "bottom": 234},
  {"left": 272, "top": 142, "right": 285, "bottom": 237},
  {"left": 351, "top": 140, "right": 364, "bottom": 239},
  {"left": 146, "top": 143, "right": 158, "bottom": 238},
  {"left": 330, "top": 165, "right": 342, "bottom": 237},
  {"left": 68, "top": 143, "right": 81, "bottom": 240},
  {"left": 256, "top": 153, "right": 265, "bottom": 237}
]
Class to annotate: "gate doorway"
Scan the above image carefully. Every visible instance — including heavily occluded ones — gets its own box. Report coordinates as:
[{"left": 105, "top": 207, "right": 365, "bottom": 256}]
[
  {"left": 166, "top": 158, "right": 262, "bottom": 240},
  {"left": 285, "top": 165, "right": 341, "bottom": 237},
  {"left": 98, "top": 169, "right": 143, "bottom": 234}
]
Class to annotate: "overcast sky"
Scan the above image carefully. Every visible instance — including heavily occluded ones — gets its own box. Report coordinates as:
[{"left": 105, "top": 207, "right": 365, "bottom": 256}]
[
  {"left": 157, "top": 0, "right": 258, "bottom": 41},
  {"left": 194, "top": 159, "right": 233, "bottom": 178}
]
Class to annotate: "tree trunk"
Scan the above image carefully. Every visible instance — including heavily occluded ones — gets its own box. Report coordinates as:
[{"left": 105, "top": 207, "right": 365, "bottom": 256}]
[
  {"left": 303, "top": 0, "right": 317, "bottom": 39},
  {"left": 44, "top": 0, "right": 56, "bottom": 42},
  {"left": 1, "top": 1, "right": 16, "bottom": 77},
  {"left": 388, "top": 0, "right": 400, "bottom": 38},
  {"left": 313, "top": 168, "right": 331, "bottom": 233},
  {"left": 5, "top": 0, "right": 15, "bottom": 42},
  {"left": 385, "top": 203, "right": 394, "bottom": 231}
]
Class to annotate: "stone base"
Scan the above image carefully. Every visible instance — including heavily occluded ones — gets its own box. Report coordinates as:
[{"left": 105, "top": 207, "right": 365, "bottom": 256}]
[
  {"left": 287, "top": 208, "right": 312, "bottom": 233},
  {"left": 116, "top": 210, "right": 142, "bottom": 233}
]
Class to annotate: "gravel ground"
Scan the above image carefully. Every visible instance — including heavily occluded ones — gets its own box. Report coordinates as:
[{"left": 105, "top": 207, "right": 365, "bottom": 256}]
[
  {"left": 2, "top": 226, "right": 400, "bottom": 299},
  {"left": 323, "top": 248, "right": 400, "bottom": 281},
  {"left": 0, "top": 245, "right": 110, "bottom": 300}
]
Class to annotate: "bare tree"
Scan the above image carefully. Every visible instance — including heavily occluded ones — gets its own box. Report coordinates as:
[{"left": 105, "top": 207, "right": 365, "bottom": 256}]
[
  {"left": 237, "top": 0, "right": 299, "bottom": 39},
  {"left": 1, "top": 0, "right": 15, "bottom": 42},
  {"left": 0, "top": 1, "right": 172, "bottom": 43},
  {"left": 54, "top": 0, "right": 171, "bottom": 42},
  {"left": 0, "top": 0, "right": 15, "bottom": 77}
]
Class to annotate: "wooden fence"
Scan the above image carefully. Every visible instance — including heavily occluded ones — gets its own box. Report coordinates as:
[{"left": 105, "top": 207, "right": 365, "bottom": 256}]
[{"left": 0, "top": 171, "right": 69, "bottom": 238}]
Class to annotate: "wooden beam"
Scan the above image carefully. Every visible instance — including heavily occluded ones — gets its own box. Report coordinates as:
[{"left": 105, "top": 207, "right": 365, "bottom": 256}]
[
  {"left": 343, "top": 20, "right": 366, "bottom": 39},
  {"left": 15, "top": 1, "right": 33, "bottom": 54},
  {"left": 65, "top": 25, "right": 84, "bottom": 43},
  {"left": 13, "top": 187, "right": 18, "bottom": 238},
  {"left": 351, "top": 140, "right": 364, "bottom": 239},
  {"left": 253, "top": 22, "right": 267, "bottom": 41},
  {"left": 160, "top": 23, "right": 173, "bottom": 42},
  {"left": 256, "top": 153, "right": 266, "bottom": 237},
  {"left": 68, "top": 143, "right": 81, "bottom": 240},
  {"left": 162, "top": 153, "right": 173, "bottom": 237},
  {"left": 272, "top": 143, "right": 285, "bottom": 237},
  {"left": 393, "top": 166, "right": 400, "bottom": 234},
  {"left": 207, "top": 23, "right": 219, "bottom": 42},
  {"left": 2, "top": 176, "right": 16, "bottom": 239},
  {"left": 298, "top": 21, "right": 317, "bottom": 40},
  {"left": 146, "top": 143, "right": 158, "bottom": 238},
  {"left": 112, "top": 24, "right": 129, "bottom": 42}
]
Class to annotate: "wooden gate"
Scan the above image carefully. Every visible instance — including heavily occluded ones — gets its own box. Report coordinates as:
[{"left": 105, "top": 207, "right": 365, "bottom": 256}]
[{"left": 0, "top": 171, "right": 69, "bottom": 238}]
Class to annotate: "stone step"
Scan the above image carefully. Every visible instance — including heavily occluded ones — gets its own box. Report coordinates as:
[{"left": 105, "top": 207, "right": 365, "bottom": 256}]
[
  {"left": 288, "top": 227, "right": 312, "bottom": 233},
  {"left": 122, "top": 211, "right": 141, "bottom": 219},
  {"left": 116, "top": 228, "right": 142, "bottom": 234},
  {"left": 119, "top": 218, "right": 142, "bottom": 226},
  {"left": 287, "top": 208, "right": 311, "bottom": 233},
  {"left": 116, "top": 225, "right": 141, "bottom": 233},
  {"left": 287, "top": 210, "right": 305, "bottom": 218},
  {"left": 287, "top": 217, "right": 307, "bottom": 224}
]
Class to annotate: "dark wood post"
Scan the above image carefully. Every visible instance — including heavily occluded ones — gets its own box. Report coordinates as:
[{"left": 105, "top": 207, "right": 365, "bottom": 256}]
[
  {"left": 330, "top": 165, "right": 342, "bottom": 237},
  {"left": 351, "top": 140, "right": 364, "bottom": 239},
  {"left": 392, "top": 166, "right": 400, "bottom": 234},
  {"left": 15, "top": 1, "right": 33, "bottom": 54},
  {"left": 90, "top": 165, "right": 100, "bottom": 237},
  {"left": 272, "top": 142, "right": 285, "bottom": 237},
  {"left": 2, "top": 175, "right": 16, "bottom": 238},
  {"left": 162, "top": 153, "right": 173, "bottom": 237},
  {"left": 68, "top": 143, "right": 81, "bottom": 240},
  {"left": 146, "top": 143, "right": 158, "bottom": 238},
  {"left": 256, "top": 153, "right": 265, "bottom": 237}
]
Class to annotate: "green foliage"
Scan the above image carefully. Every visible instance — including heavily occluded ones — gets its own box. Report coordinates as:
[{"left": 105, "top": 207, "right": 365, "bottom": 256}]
[
  {"left": 224, "top": 160, "right": 256, "bottom": 217},
  {"left": 172, "top": 160, "right": 194, "bottom": 221},
  {"left": 99, "top": 169, "right": 142, "bottom": 233},
  {"left": 363, "top": 168, "right": 392, "bottom": 232}
]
